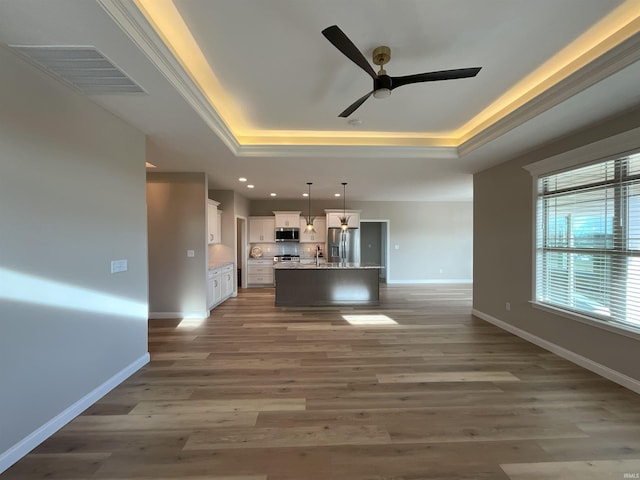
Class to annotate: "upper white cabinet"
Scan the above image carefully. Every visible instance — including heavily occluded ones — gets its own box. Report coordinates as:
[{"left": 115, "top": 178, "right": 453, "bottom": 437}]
[
  {"left": 325, "top": 209, "right": 360, "bottom": 229},
  {"left": 300, "top": 217, "right": 326, "bottom": 243},
  {"left": 207, "top": 200, "right": 221, "bottom": 244},
  {"left": 273, "top": 211, "right": 301, "bottom": 228},
  {"left": 249, "top": 216, "right": 275, "bottom": 243}
]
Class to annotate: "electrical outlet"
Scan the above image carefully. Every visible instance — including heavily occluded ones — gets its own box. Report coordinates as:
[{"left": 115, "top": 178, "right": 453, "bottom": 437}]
[
  {"left": 187, "top": 250, "right": 195, "bottom": 257},
  {"left": 505, "top": 302, "right": 511, "bottom": 311}
]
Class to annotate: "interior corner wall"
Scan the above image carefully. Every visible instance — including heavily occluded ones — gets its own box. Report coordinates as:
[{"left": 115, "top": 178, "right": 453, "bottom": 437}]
[
  {"left": 208, "top": 189, "right": 236, "bottom": 263},
  {"left": 233, "top": 191, "right": 250, "bottom": 219},
  {"left": 147, "top": 172, "right": 208, "bottom": 317},
  {"left": 473, "top": 105, "right": 640, "bottom": 385},
  {"left": 209, "top": 189, "right": 235, "bottom": 247},
  {"left": 0, "top": 46, "right": 149, "bottom": 470}
]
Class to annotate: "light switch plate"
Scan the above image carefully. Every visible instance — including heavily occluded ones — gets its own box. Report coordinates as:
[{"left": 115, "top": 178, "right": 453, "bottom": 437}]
[
  {"left": 110, "top": 259, "right": 127, "bottom": 273},
  {"left": 187, "top": 250, "right": 195, "bottom": 257}
]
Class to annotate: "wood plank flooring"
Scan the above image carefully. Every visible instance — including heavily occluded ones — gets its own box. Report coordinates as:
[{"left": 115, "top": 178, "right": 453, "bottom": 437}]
[{"left": 5, "top": 284, "right": 640, "bottom": 479}]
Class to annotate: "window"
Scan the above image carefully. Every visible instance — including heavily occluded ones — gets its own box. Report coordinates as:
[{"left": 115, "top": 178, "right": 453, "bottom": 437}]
[{"left": 535, "top": 152, "right": 640, "bottom": 330}]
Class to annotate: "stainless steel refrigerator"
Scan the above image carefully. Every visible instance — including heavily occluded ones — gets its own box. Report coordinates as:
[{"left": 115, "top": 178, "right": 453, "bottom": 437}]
[{"left": 327, "top": 227, "right": 360, "bottom": 263}]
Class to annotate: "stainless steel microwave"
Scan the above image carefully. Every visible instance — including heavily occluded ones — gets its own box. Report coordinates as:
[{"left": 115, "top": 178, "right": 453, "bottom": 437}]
[{"left": 275, "top": 227, "right": 299, "bottom": 242}]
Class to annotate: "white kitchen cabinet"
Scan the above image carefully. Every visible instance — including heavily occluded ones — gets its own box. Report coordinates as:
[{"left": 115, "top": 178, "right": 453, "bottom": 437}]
[
  {"left": 208, "top": 262, "right": 235, "bottom": 310},
  {"left": 207, "top": 267, "right": 221, "bottom": 309},
  {"left": 326, "top": 210, "right": 360, "bottom": 229},
  {"left": 249, "top": 216, "right": 275, "bottom": 243},
  {"left": 207, "top": 199, "right": 221, "bottom": 244},
  {"left": 273, "top": 211, "right": 301, "bottom": 228},
  {"left": 222, "top": 264, "right": 234, "bottom": 298},
  {"left": 214, "top": 271, "right": 222, "bottom": 304},
  {"left": 300, "top": 217, "right": 326, "bottom": 243},
  {"left": 248, "top": 259, "right": 274, "bottom": 286}
]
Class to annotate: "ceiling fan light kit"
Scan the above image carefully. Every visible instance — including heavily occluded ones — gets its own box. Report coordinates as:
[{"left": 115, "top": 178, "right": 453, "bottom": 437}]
[{"left": 322, "top": 25, "right": 482, "bottom": 117}]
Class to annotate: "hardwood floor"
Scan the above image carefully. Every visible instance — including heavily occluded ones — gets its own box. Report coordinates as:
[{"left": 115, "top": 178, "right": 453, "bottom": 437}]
[{"left": 5, "top": 284, "right": 640, "bottom": 479}]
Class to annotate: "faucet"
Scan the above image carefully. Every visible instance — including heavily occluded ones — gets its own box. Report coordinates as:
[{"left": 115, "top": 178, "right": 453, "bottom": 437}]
[{"left": 315, "top": 245, "right": 321, "bottom": 266}]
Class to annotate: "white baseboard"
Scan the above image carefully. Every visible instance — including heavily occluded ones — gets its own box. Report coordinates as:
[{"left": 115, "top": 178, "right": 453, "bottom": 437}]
[
  {"left": 0, "top": 353, "right": 150, "bottom": 474},
  {"left": 148, "top": 311, "right": 208, "bottom": 319},
  {"left": 472, "top": 309, "right": 640, "bottom": 395},
  {"left": 387, "top": 279, "right": 473, "bottom": 284}
]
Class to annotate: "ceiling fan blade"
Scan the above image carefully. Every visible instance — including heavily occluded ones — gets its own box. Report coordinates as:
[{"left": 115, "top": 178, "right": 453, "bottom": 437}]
[
  {"left": 322, "top": 25, "right": 377, "bottom": 80},
  {"left": 390, "top": 67, "right": 481, "bottom": 90},
  {"left": 339, "top": 90, "right": 374, "bottom": 117}
]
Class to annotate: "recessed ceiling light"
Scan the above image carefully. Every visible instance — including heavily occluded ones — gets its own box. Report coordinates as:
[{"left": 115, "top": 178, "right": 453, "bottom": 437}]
[
  {"left": 238, "top": 177, "right": 247, "bottom": 182},
  {"left": 145, "top": 162, "right": 156, "bottom": 168},
  {"left": 334, "top": 193, "right": 341, "bottom": 197},
  {"left": 247, "top": 184, "right": 255, "bottom": 189},
  {"left": 302, "top": 193, "right": 309, "bottom": 197},
  {"left": 270, "top": 193, "right": 277, "bottom": 197}
]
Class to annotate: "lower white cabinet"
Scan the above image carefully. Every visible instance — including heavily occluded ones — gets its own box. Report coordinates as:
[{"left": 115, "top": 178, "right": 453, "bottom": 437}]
[
  {"left": 222, "top": 264, "right": 234, "bottom": 298},
  {"left": 207, "top": 268, "right": 221, "bottom": 309},
  {"left": 248, "top": 259, "right": 274, "bottom": 286},
  {"left": 208, "top": 262, "right": 235, "bottom": 310}
]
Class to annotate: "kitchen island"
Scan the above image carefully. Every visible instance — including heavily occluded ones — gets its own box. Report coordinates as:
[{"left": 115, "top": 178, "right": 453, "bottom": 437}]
[{"left": 274, "top": 262, "right": 380, "bottom": 306}]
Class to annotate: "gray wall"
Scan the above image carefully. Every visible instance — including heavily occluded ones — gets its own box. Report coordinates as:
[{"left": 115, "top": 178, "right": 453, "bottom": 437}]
[
  {"left": 233, "top": 190, "right": 251, "bottom": 219},
  {"left": 147, "top": 172, "right": 207, "bottom": 316},
  {"left": 473, "top": 105, "right": 640, "bottom": 383},
  {"left": 0, "top": 47, "right": 148, "bottom": 462},
  {"left": 250, "top": 199, "right": 472, "bottom": 282}
]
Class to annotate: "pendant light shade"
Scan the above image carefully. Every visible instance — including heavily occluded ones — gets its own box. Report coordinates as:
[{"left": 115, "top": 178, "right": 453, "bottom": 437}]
[
  {"left": 305, "top": 182, "right": 315, "bottom": 232},
  {"left": 339, "top": 182, "right": 349, "bottom": 230}
]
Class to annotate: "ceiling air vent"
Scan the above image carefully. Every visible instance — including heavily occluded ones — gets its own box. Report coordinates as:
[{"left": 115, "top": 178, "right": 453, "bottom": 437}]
[{"left": 9, "top": 45, "right": 145, "bottom": 95}]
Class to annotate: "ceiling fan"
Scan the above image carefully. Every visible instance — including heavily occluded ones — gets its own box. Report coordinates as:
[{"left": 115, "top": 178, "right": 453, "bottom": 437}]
[{"left": 322, "top": 25, "right": 482, "bottom": 117}]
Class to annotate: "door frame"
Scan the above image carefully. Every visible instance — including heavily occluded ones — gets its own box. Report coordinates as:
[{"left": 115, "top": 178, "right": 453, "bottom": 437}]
[
  {"left": 235, "top": 215, "right": 248, "bottom": 291},
  {"left": 360, "top": 219, "right": 390, "bottom": 283}
]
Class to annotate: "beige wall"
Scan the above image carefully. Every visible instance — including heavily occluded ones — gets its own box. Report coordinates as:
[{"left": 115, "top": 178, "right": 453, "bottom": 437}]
[
  {"left": 250, "top": 199, "right": 473, "bottom": 282},
  {"left": 473, "top": 105, "right": 640, "bottom": 384},
  {"left": 147, "top": 172, "right": 208, "bottom": 317},
  {"left": 0, "top": 46, "right": 148, "bottom": 469}
]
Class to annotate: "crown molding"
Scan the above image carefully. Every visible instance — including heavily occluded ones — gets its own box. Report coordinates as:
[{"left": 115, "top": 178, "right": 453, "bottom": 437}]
[
  {"left": 97, "top": 0, "right": 240, "bottom": 154},
  {"left": 97, "top": 0, "right": 459, "bottom": 159},
  {"left": 458, "top": 29, "right": 640, "bottom": 157},
  {"left": 99, "top": 0, "right": 640, "bottom": 161},
  {"left": 235, "top": 144, "right": 459, "bottom": 159}
]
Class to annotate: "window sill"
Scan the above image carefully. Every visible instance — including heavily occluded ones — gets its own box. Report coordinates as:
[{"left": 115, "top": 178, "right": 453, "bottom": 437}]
[{"left": 530, "top": 301, "right": 640, "bottom": 342}]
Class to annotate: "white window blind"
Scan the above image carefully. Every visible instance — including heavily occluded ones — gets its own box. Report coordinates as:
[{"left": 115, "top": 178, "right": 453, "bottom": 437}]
[{"left": 536, "top": 152, "right": 640, "bottom": 329}]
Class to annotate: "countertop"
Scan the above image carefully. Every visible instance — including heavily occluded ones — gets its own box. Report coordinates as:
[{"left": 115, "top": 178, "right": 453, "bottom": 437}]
[
  {"left": 208, "top": 261, "right": 234, "bottom": 271},
  {"left": 273, "top": 262, "right": 380, "bottom": 270}
]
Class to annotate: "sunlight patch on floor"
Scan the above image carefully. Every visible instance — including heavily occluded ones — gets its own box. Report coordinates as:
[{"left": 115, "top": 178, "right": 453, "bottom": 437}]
[
  {"left": 177, "top": 317, "right": 206, "bottom": 329},
  {"left": 342, "top": 314, "right": 398, "bottom": 325}
]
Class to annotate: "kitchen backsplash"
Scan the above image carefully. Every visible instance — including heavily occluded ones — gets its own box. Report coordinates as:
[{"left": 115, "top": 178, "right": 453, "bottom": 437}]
[{"left": 249, "top": 242, "right": 325, "bottom": 258}]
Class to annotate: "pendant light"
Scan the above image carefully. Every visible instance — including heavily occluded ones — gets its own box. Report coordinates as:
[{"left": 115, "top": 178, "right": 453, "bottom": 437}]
[
  {"left": 339, "top": 182, "right": 349, "bottom": 230},
  {"left": 305, "top": 182, "right": 315, "bottom": 232}
]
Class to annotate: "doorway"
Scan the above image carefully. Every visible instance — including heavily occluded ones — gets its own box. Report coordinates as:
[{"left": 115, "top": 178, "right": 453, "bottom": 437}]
[
  {"left": 236, "top": 216, "right": 247, "bottom": 290},
  {"left": 360, "top": 220, "right": 389, "bottom": 283}
]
